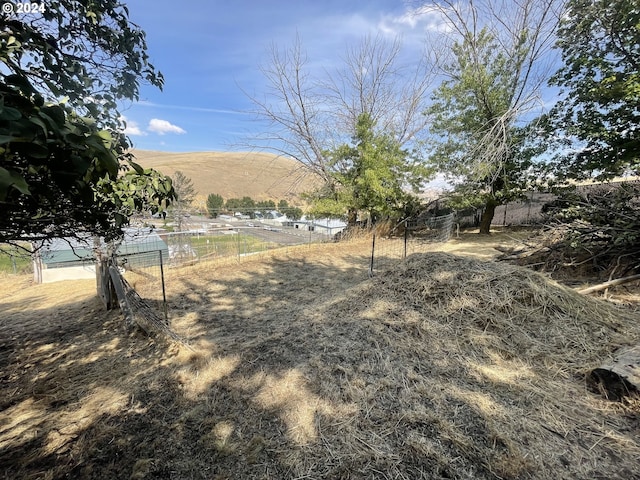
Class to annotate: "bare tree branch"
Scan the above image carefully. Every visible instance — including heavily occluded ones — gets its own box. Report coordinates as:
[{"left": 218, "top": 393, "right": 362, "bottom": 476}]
[{"left": 241, "top": 33, "right": 435, "bottom": 183}]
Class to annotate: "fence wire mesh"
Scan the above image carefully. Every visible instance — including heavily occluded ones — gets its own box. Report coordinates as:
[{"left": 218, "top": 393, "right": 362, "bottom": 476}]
[
  {"left": 113, "top": 227, "right": 335, "bottom": 317},
  {"left": 369, "top": 213, "right": 455, "bottom": 276}
]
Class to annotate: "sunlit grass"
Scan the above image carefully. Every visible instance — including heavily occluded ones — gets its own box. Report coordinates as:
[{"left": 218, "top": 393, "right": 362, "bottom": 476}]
[{"left": 0, "top": 244, "right": 32, "bottom": 274}]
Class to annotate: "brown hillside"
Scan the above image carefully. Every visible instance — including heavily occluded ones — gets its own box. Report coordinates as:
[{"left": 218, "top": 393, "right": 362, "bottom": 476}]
[{"left": 131, "top": 150, "right": 318, "bottom": 203}]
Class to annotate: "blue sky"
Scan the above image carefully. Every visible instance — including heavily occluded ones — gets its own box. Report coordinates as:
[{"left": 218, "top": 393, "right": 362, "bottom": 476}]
[{"left": 120, "top": 0, "right": 448, "bottom": 153}]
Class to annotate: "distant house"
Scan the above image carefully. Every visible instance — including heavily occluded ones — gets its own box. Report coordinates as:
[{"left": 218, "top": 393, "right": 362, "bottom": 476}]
[
  {"left": 33, "top": 228, "right": 169, "bottom": 283},
  {"left": 117, "top": 228, "right": 170, "bottom": 269},
  {"left": 33, "top": 236, "right": 95, "bottom": 283},
  {"left": 292, "top": 217, "right": 347, "bottom": 236},
  {"left": 261, "top": 211, "right": 288, "bottom": 226}
]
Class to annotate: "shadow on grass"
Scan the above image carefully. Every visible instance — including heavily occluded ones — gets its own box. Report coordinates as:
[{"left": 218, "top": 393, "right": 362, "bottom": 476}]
[
  {"left": 0, "top": 252, "right": 370, "bottom": 479},
  {"left": 2, "top": 248, "right": 639, "bottom": 479}
]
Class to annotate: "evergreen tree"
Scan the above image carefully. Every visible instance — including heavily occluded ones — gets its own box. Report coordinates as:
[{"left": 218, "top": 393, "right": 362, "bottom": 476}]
[{"left": 206, "top": 194, "right": 224, "bottom": 218}]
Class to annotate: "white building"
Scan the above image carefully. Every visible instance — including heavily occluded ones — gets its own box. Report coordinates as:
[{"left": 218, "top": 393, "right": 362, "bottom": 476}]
[
  {"left": 291, "top": 216, "right": 347, "bottom": 236},
  {"left": 32, "top": 228, "right": 169, "bottom": 283}
]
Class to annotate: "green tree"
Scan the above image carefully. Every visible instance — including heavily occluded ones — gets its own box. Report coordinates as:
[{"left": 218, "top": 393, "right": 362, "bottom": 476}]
[
  {"left": 277, "top": 199, "right": 289, "bottom": 211},
  {"left": 284, "top": 206, "right": 303, "bottom": 221},
  {"left": 309, "top": 113, "right": 428, "bottom": 226},
  {"left": 0, "top": 1, "right": 173, "bottom": 244},
  {"left": 225, "top": 198, "right": 243, "bottom": 211},
  {"left": 169, "top": 171, "right": 196, "bottom": 231},
  {"left": 547, "top": 0, "right": 640, "bottom": 179},
  {"left": 276, "top": 199, "right": 303, "bottom": 221},
  {"left": 425, "top": 0, "right": 561, "bottom": 234},
  {"left": 206, "top": 193, "right": 224, "bottom": 218},
  {"left": 239, "top": 196, "right": 256, "bottom": 216},
  {"left": 257, "top": 199, "right": 276, "bottom": 210},
  {"left": 246, "top": 34, "right": 434, "bottom": 195}
]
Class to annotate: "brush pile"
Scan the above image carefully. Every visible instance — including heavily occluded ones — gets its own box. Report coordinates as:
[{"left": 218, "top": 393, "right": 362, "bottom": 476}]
[
  {"left": 296, "top": 252, "right": 640, "bottom": 479},
  {"left": 371, "top": 252, "right": 629, "bottom": 368},
  {"left": 499, "top": 182, "right": 640, "bottom": 281}
]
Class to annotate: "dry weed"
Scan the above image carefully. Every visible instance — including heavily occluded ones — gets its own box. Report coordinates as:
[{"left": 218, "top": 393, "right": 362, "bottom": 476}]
[{"left": 1, "top": 234, "right": 639, "bottom": 479}]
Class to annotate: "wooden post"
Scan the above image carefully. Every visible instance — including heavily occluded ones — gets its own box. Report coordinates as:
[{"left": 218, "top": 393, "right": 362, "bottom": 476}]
[
  {"left": 94, "top": 237, "right": 117, "bottom": 310},
  {"left": 109, "top": 265, "right": 135, "bottom": 330},
  {"left": 32, "top": 243, "right": 42, "bottom": 284}
]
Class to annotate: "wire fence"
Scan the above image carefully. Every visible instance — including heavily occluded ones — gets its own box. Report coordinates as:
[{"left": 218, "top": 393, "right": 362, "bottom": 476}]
[
  {"left": 369, "top": 213, "right": 455, "bottom": 276},
  {"left": 113, "top": 226, "right": 335, "bottom": 316}
]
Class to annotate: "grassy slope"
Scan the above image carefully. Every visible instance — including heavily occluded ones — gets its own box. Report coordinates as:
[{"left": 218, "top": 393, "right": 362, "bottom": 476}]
[
  {"left": 131, "top": 150, "right": 318, "bottom": 204},
  {"left": 1, "top": 233, "right": 639, "bottom": 479}
]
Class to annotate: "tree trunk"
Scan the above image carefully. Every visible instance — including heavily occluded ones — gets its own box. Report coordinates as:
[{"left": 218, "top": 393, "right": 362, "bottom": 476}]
[
  {"left": 479, "top": 198, "right": 498, "bottom": 234},
  {"left": 109, "top": 265, "right": 135, "bottom": 330},
  {"left": 96, "top": 257, "right": 117, "bottom": 309},
  {"left": 95, "top": 236, "right": 117, "bottom": 310},
  {"left": 347, "top": 208, "right": 358, "bottom": 227},
  {"left": 32, "top": 244, "right": 43, "bottom": 284}
]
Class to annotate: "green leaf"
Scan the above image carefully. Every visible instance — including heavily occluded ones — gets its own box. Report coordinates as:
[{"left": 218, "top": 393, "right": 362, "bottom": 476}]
[
  {"left": 21, "top": 143, "right": 49, "bottom": 158},
  {"left": 97, "top": 130, "right": 113, "bottom": 144},
  {"left": 40, "top": 106, "right": 66, "bottom": 126},
  {"left": 0, "top": 167, "right": 31, "bottom": 200},
  {"left": 0, "top": 134, "right": 22, "bottom": 144},
  {"left": 0, "top": 106, "right": 22, "bottom": 121},
  {"left": 128, "top": 160, "right": 144, "bottom": 174},
  {"left": 5, "top": 74, "right": 35, "bottom": 95}
]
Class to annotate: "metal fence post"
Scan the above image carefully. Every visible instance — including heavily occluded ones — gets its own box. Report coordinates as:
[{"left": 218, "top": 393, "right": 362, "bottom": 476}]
[
  {"left": 369, "top": 233, "right": 376, "bottom": 277},
  {"left": 403, "top": 220, "right": 408, "bottom": 259},
  {"left": 526, "top": 190, "right": 534, "bottom": 224},
  {"left": 158, "top": 249, "right": 168, "bottom": 323}
]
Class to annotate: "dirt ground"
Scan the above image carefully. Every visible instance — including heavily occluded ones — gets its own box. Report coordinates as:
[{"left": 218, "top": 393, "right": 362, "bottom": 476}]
[{"left": 1, "top": 230, "right": 639, "bottom": 479}]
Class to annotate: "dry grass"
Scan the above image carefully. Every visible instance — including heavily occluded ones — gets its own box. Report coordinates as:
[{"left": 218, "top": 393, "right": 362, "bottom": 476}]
[
  {"left": 131, "top": 149, "right": 319, "bottom": 204},
  {"left": 1, "top": 232, "right": 640, "bottom": 479}
]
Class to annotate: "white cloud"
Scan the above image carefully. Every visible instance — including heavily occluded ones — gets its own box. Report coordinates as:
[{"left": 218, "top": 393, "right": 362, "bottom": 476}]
[
  {"left": 378, "top": 6, "right": 454, "bottom": 38},
  {"left": 148, "top": 118, "right": 187, "bottom": 135},
  {"left": 120, "top": 116, "right": 146, "bottom": 136}
]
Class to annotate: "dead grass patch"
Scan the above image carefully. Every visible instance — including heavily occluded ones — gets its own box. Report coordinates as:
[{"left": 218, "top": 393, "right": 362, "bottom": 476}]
[
  {"left": 131, "top": 149, "right": 318, "bottom": 203},
  {"left": 1, "top": 232, "right": 639, "bottom": 479}
]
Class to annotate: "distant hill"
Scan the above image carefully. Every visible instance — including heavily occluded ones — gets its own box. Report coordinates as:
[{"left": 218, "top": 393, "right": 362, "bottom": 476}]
[{"left": 130, "top": 150, "right": 318, "bottom": 205}]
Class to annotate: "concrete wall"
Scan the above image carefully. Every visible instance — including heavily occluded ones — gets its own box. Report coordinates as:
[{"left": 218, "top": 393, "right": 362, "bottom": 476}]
[{"left": 42, "top": 264, "right": 96, "bottom": 283}]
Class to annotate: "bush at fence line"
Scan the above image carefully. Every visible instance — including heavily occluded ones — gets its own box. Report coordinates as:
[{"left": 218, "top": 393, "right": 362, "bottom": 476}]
[
  {"left": 408, "top": 213, "right": 455, "bottom": 243},
  {"left": 334, "top": 219, "right": 407, "bottom": 242},
  {"left": 333, "top": 224, "right": 369, "bottom": 242},
  {"left": 372, "top": 220, "right": 398, "bottom": 237}
]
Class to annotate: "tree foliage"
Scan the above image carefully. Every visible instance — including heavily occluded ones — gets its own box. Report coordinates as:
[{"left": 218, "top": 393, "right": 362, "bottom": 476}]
[
  {"left": 284, "top": 206, "right": 303, "bottom": 221},
  {"left": 277, "top": 200, "right": 303, "bottom": 221},
  {"left": 257, "top": 199, "right": 276, "bottom": 210},
  {"left": 1, "top": 0, "right": 162, "bottom": 128},
  {"left": 246, "top": 34, "right": 434, "bottom": 222},
  {"left": 225, "top": 196, "right": 256, "bottom": 216},
  {"left": 425, "top": 0, "right": 562, "bottom": 233},
  {"left": 547, "top": 0, "right": 640, "bottom": 179},
  {"left": 169, "top": 171, "right": 195, "bottom": 230},
  {"left": 309, "top": 113, "right": 429, "bottom": 225},
  {"left": 0, "top": 1, "right": 173, "bottom": 244},
  {"left": 206, "top": 193, "right": 224, "bottom": 218}
]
